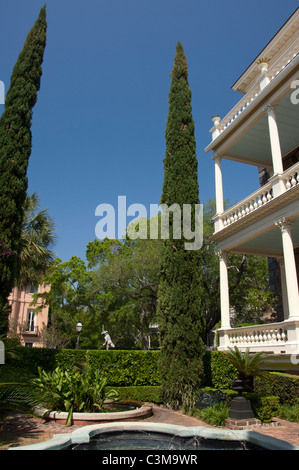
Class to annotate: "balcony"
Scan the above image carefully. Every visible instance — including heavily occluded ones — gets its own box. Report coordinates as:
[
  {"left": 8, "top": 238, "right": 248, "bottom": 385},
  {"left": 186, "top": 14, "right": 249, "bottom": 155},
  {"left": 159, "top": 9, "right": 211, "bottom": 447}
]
[
  {"left": 213, "top": 162, "right": 299, "bottom": 234},
  {"left": 217, "top": 318, "right": 299, "bottom": 360}
]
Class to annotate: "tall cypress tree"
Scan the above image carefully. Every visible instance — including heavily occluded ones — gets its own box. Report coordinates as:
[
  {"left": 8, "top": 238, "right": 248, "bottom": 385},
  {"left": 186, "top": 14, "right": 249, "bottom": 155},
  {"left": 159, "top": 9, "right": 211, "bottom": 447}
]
[
  {"left": 0, "top": 6, "right": 47, "bottom": 335},
  {"left": 157, "top": 42, "right": 205, "bottom": 410}
]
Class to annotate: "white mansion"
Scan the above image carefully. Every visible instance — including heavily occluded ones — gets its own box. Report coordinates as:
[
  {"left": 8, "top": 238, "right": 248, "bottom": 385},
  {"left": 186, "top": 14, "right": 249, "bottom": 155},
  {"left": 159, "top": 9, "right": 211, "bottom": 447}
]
[{"left": 205, "top": 8, "right": 299, "bottom": 369}]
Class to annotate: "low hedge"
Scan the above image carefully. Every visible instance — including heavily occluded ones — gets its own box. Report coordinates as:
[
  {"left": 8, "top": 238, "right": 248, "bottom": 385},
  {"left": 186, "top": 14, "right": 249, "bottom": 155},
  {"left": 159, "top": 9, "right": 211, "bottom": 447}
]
[
  {"left": 244, "top": 393, "right": 280, "bottom": 423},
  {"left": 6, "top": 348, "right": 160, "bottom": 387},
  {"left": 4, "top": 347, "right": 299, "bottom": 402},
  {"left": 108, "top": 386, "right": 162, "bottom": 404},
  {"left": 255, "top": 372, "right": 299, "bottom": 405},
  {"left": 209, "top": 351, "right": 238, "bottom": 389}
]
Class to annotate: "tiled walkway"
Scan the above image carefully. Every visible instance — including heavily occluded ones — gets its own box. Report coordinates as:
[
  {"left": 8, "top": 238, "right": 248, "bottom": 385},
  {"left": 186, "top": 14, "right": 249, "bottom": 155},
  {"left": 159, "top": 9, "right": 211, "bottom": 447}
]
[{"left": 1, "top": 405, "right": 299, "bottom": 449}]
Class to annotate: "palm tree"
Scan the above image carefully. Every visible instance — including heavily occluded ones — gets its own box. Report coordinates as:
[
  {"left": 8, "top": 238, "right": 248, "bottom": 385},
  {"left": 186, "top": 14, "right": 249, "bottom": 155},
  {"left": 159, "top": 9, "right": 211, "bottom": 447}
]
[
  {"left": 224, "top": 346, "right": 270, "bottom": 386},
  {"left": 17, "top": 192, "right": 56, "bottom": 288}
]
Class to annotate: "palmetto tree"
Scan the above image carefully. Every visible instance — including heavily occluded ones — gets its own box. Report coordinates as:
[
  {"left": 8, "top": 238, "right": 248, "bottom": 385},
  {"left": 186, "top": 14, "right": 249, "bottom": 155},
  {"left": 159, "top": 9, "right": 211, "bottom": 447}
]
[
  {"left": 17, "top": 192, "right": 56, "bottom": 287},
  {"left": 224, "top": 346, "right": 270, "bottom": 381}
]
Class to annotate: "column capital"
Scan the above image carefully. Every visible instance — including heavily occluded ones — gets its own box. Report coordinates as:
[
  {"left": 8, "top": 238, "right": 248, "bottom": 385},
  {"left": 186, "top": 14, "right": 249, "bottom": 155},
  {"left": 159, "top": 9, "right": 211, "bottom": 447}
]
[
  {"left": 216, "top": 250, "right": 228, "bottom": 261},
  {"left": 212, "top": 153, "right": 222, "bottom": 163},
  {"left": 264, "top": 103, "right": 277, "bottom": 114},
  {"left": 275, "top": 217, "right": 295, "bottom": 233}
]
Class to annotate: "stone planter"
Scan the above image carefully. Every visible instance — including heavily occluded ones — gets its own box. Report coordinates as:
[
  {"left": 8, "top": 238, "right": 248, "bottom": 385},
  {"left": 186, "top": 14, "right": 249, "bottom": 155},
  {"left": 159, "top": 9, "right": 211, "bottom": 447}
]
[{"left": 36, "top": 404, "right": 153, "bottom": 425}]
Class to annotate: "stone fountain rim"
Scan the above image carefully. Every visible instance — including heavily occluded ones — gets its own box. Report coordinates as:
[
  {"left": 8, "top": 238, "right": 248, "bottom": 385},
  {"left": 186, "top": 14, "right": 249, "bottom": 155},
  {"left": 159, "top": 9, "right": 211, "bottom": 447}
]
[{"left": 35, "top": 403, "right": 153, "bottom": 424}]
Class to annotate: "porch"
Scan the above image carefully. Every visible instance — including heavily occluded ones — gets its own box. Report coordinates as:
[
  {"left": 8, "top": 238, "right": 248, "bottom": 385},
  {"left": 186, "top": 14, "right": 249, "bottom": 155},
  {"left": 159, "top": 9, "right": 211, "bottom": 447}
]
[{"left": 205, "top": 52, "right": 299, "bottom": 360}]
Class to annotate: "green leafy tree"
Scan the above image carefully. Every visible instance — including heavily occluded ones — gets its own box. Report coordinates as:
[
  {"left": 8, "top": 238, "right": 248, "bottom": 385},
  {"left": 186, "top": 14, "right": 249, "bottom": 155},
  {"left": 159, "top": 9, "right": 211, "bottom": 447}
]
[
  {"left": 157, "top": 42, "right": 205, "bottom": 410},
  {"left": 32, "top": 257, "right": 94, "bottom": 349},
  {"left": 87, "top": 234, "right": 161, "bottom": 349},
  {"left": 0, "top": 6, "right": 47, "bottom": 335}
]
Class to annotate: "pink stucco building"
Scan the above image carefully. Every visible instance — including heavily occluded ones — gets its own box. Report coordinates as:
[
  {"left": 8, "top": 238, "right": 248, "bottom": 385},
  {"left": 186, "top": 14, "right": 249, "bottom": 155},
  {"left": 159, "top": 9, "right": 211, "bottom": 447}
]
[{"left": 8, "top": 285, "right": 50, "bottom": 347}]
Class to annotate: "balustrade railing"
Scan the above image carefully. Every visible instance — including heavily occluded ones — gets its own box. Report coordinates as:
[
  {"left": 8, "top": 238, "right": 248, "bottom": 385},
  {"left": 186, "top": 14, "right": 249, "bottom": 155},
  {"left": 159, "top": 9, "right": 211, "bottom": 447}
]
[
  {"left": 228, "top": 324, "right": 288, "bottom": 348},
  {"left": 216, "top": 39, "right": 299, "bottom": 136},
  {"left": 217, "top": 162, "right": 299, "bottom": 230},
  {"left": 221, "top": 181, "right": 273, "bottom": 228},
  {"left": 284, "top": 163, "right": 299, "bottom": 190}
]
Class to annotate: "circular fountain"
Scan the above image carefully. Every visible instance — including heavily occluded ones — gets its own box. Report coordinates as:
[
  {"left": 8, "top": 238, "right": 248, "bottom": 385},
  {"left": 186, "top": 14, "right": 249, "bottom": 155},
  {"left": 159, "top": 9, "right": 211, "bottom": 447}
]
[{"left": 9, "top": 421, "right": 299, "bottom": 451}]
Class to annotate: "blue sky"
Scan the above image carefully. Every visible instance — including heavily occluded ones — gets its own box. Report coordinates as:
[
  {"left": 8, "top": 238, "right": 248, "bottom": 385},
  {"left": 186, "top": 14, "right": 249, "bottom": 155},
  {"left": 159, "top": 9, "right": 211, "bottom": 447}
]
[{"left": 0, "top": 0, "right": 298, "bottom": 262}]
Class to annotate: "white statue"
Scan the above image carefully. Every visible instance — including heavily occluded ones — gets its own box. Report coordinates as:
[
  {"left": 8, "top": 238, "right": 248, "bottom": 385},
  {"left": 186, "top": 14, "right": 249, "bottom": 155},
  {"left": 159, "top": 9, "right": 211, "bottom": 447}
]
[{"left": 102, "top": 326, "right": 115, "bottom": 350}]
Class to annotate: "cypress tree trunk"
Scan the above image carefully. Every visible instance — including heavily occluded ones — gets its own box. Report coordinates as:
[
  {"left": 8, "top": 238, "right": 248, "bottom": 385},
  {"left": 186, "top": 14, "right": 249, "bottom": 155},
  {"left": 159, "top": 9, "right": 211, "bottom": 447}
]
[
  {"left": 0, "top": 6, "right": 47, "bottom": 335},
  {"left": 157, "top": 42, "right": 205, "bottom": 410}
]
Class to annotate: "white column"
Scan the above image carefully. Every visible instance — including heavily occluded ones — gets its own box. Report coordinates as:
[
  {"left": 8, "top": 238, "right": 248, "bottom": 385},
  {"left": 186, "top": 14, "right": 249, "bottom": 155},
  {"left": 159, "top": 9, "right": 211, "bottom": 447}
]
[
  {"left": 275, "top": 218, "right": 299, "bottom": 319},
  {"left": 212, "top": 154, "right": 224, "bottom": 232},
  {"left": 264, "top": 104, "right": 283, "bottom": 175},
  {"left": 217, "top": 250, "right": 231, "bottom": 329},
  {"left": 213, "top": 154, "right": 224, "bottom": 215}
]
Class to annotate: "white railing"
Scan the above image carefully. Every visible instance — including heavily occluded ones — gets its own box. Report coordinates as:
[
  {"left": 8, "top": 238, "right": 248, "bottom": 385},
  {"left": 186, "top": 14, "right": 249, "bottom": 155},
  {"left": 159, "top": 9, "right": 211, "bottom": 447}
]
[
  {"left": 228, "top": 324, "right": 288, "bottom": 348},
  {"left": 217, "top": 318, "right": 299, "bottom": 355},
  {"left": 216, "top": 39, "right": 299, "bottom": 136},
  {"left": 217, "top": 162, "right": 299, "bottom": 230},
  {"left": 284, "top": 162, "right": 299, "bottom": 190},
  {"left": 221, "top": 180, "right": 274, "bottom": 228}
]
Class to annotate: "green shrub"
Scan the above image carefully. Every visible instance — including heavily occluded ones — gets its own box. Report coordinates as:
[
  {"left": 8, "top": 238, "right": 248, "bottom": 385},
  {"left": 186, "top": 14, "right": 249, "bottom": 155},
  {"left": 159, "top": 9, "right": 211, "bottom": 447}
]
[
  {"left": 278, "top": 403, "right": 299, "bottom": 423},
  {"left": 194, "top": 402, "right": 229, "bottom": 427},
  {"left": 32, "top": 366, "right": 118, "bottom": 424},
  {"left": 244, "top": 393, "right": 280, "bottom": 422},
  {"left": 255, "top": 372, "right": 299, "bottom": 404},
  {"left": 108, "top": 386, "right": 162, "bottom": 404},
  {"left": 210, "top": 351, "right": 238, "bottom": 389},
  {"left": 6, "top": 348, "right": 161, "bottom": 387}
]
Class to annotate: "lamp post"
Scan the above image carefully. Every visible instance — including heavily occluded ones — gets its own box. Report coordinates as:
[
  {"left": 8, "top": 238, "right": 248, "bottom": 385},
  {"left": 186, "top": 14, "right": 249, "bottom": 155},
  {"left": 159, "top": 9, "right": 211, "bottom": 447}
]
[{"left": 75, "top": 321, "right": 82, "bottom": 349}]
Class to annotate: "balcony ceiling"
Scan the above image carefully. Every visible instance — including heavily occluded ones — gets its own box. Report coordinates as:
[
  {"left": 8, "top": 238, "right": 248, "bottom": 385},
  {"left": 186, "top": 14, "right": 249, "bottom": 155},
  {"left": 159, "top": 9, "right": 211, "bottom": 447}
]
[
  {"left": 231, "top": 216, "right": 299, "bottom": 257},
  {"left": 223, "top": 90, "right": 299, "bottom": 168}
]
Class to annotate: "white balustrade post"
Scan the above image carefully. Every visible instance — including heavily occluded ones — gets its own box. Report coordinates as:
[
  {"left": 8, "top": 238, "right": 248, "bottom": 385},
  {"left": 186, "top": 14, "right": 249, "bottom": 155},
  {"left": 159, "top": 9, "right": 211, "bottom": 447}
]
[
  {"left": 275, "top": 218, "right": 299, "bottom": 320},
  {"left": 217, "top": 250, "right": 231, "bottom": 329},
  {"left": 258, "top": 62, "right": 270, "bottom": 91},
  {"left": 211, "top": 116, "right": 220, "bottom": 141}
]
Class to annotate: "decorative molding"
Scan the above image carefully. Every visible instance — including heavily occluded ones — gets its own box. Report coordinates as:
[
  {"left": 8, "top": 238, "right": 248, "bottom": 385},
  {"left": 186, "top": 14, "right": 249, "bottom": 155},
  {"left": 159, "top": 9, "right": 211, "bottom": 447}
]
[
  {"left": 216, "top": 250, "right": 228, "bottom": 261},
  {"left": 275, "top": 217, "right": 295, "bottom": 232},
  {"left": 263, "top": 103, "right": 277, "bottom": 114},
  {"left": 212, "top": 153, "right": 222, "bottom": 162}
]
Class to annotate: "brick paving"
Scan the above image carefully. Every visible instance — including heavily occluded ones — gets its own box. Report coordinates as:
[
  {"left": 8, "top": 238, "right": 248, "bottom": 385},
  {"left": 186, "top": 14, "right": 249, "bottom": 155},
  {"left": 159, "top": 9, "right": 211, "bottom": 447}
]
[{"left": 1, "top": 405, "right": 299, "bottom": 449}]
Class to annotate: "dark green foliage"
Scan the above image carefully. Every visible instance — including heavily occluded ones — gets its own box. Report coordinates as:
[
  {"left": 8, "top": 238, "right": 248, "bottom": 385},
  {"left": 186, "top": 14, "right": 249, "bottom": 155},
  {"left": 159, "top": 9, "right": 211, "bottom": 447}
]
[
  {"left": 32, "top": 366, "right": 118, "bottom": 420},
  {"left": 107, "top": 386, "right": 162, "bottom": 404},
  {"left": 157, "top": 42, "right": 205, "bottom": 410},
  {"left": 244, "top": 393, "right": 280, "bottom": 423},
  {"left": 255, "top": 372, "right": 299, "bottom": 404},
  {"left": 5, "top": 348, "right": 161, "bottom": 387},
  {"left": 210, "top": 351, "right": 238, "bottom": 389},
  {"left": 0, "top": 6, "right": 47, "bottom": 335}
]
